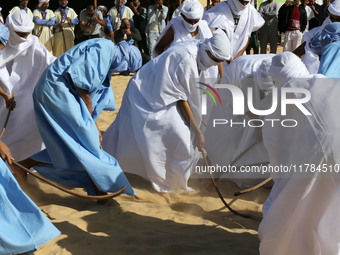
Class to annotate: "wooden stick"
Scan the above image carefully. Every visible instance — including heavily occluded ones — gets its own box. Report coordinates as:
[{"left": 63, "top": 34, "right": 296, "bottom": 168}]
[
  {"left": 202, "top": 149, "right": 249, "bottom": 218},
  {"left": 12, "top": 161, "right": 126, "bottom": 200},
  {"left": 234, "top": 177, "right": 272, "bottom": 196},
  {"left": 94, "top": 0, "right": 98, "bottom": 8},
  {"left": 0, "top": 92, "right": 16, "bottom": 139}
]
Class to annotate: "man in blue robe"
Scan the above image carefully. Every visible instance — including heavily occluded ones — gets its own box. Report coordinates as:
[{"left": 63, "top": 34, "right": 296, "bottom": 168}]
[
  {"left": 0, "top": 22, "right": 60, "bottom": 255},
  {"left": 25, "top": 38, "right": 141, "bottom": 198}
]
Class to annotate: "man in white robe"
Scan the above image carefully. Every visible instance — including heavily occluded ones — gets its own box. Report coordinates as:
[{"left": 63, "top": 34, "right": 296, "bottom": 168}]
[
  {"left": 102, "top": 30, "right": 231, "bottom": 193},
  {"left": 153, "top": 0, "right": 222, "bottom": 83},
  {"left": 33, "top": 0, "right": 55, "bottom": 54},
  {"left": 257, "top": 52, "right": 340, "bottom": 254},
  {"left": 0, "top": 11, "right": 55, "bottom": 181},
  {"left": 294, "top": 0, "right": 340, "bottom": 73},
  {"left": 203, "top": 0, "right": 264, "bottom": 61},
  {"left": 53, "top": 0, "right": 78, "bottom": 57},
  {"left": 9, "top": 0, "right": 33, "bottom": 20}
]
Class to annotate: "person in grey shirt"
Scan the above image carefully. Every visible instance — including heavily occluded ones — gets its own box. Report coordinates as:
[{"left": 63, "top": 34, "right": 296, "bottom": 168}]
[
  {"left": 258, "top": 0, "right": 280, "bottom": 53},
  {"left": 79, "top": 5, "right": 105, "bottom": 42}
]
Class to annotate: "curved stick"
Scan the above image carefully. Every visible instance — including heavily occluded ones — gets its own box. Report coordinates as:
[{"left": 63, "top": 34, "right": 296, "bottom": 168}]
[
  {"left": 202, "top": 149, "right": 249, "bottom": 218},
  {"left": 12, "top": 161, "right": 126, "bottom": 200},
  {"left": 234, "top": 177, "right": 272, "bottom": 197}
]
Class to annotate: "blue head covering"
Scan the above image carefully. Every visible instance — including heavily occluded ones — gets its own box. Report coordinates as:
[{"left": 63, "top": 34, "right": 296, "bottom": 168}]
[
  {"left": 311, "top": 23, "right": 340, "bottom": 56},
  {"left": 110, "top": 41, "right": 142, "bottom": 72},
  {"left": 0, "top": 22, "right": 9, "bottom": 46},
  {"left": 318, "top": 41, "right": 340, "bottom": 78}
]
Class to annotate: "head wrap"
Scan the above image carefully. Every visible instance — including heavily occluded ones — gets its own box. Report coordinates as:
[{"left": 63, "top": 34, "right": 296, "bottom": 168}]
[
  {"left": 227, "top": 0, "right": 249, "bottom": 16},
  {"left": 180, "top": 0, "right": 204, "bottom": 20},
  {"left": 115, "top": 0, "right": 127, "bottom": 6},
  {"left": 328, "top": 0, "right": 340, "bottom": 16},
  {"left": 0, "top": 7, "right": 2, "bottom": 12},
  {"left": 197, "top": 29, "right": 231, "bottom": 70},
  {"left": 318, "top": 41, "right": 340, "bottom": 78},
  {"left": 38, "top": 0, "right": 49, "bottom": 8},
  {"left": 98, "top": 5, "right": 108, "bottom": 14},
  {"left": 6, "top": 11, "right": 34, "bottom": 33},
  {"left": 0, "top": 23, "right": 9, "bottom": 46},
  {"left": 311, "top": 23, "right": 340, "bottom": 55},
  {"left": 111, "top": 41, "right": 142, "bottom": 72},
  {"left": 257, "top": 52, "right": 309, "bottom": 89}
]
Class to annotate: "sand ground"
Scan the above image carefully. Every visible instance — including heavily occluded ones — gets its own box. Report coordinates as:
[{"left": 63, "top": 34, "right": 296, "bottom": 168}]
[{"left": 16, "top": 69, "right": 276, "bottom": 255}]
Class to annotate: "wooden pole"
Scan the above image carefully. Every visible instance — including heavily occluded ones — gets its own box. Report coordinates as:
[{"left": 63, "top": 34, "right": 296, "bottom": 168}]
[{"left": 94, "top": 0, "right": 97, "bottom": 8}]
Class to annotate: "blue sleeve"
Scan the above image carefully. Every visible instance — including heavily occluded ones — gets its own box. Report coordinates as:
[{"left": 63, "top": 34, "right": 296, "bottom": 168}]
[
  {"left": 130, "top": 18, "right": 134, "bottom": 28},
  {"left": 48, "top": 17, "right": 55, "bottom": 26},
  {"left": 106, "top": 15, "right": 113, "bottom": 32},
  {"left": 34, "top": 16, "right": 49, "bottom": 25},
  {"left": 71, "top": 17, "right": 79, "bottom": 25}
]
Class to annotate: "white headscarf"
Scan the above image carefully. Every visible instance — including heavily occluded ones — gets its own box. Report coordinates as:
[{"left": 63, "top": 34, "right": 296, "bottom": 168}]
[
  {"left": 6, "top": 11, "right": 34, "bottom": 33},
  {"left": 38, "top": 0, "right": 49, "bottom": 8},
  {"left": 197, "top": 29, "right": 231, "bottom": 70},
  {"left": 0, "top": 7, "right": 2, "bottom": 12},
  {"left": 329, "top": 0, "right": 340, "bottom": 16},
  {"left": 180, "top": 0, "right": 204, "bottom": 20},
  {"left": 98, "top": 5, "right": 108, "bottom": 15},
  {"left": 257, "top": 52, "right": 310, "bottom": 90},
  {"left": 227, "top": 0, "right": 250, "bottom": 16}
]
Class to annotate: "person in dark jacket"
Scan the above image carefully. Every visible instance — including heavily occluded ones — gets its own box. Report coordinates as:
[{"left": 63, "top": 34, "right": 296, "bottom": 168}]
[{"left": 278, "top": 0, "right": 307, "bottom": 52}]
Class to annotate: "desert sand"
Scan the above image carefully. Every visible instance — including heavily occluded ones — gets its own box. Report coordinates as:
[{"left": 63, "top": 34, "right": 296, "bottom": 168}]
[{"left": 15, "top": 72, "right": 274, "bottom": 255}]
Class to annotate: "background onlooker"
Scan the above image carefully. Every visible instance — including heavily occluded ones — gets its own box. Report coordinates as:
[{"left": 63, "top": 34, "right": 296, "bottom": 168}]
[
  {"left": 318, "top": 0, "right": 329, "bottom": 25},
  {"left": 204, "top": 0, "right": 220, "bottom": 11},
  {"left": 107, "top": 0, "right": 134, "bottom": 41},
  {"left": 146, "top": 0, "right": 168, "bottom": 57},
  {"left": 258, "top": 0, "right": 280, "bottom": 54},
  {"left": 53, "top": 0, "right": 78, "bottom": 57},
  {"left": 279, "top": 0, "right": 307, "bottom": 52},
  {"left": 128, "top": 0, "right": 149, "bottom": 55},
  {"left": 9, "top": 0, "right": 33, "bottom": 20},
  {"left": 79, "top": 5, "right": 104, "bottom": 42},
  {"left": 33, "top": 0, "right": 55, "bottom": 54}
]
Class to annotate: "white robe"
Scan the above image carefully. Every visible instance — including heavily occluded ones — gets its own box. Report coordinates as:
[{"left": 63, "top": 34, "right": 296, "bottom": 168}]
[
  {"left": 102, "top": 41, "right": 202, "bottom": 192},
  {"left": 32, "top": 9, "right": 55, "bottom": 54},
  {"left": 259, "top": 76, "right": 340, "bottom": 255},
  {"left": 9, "top": 7, "right": 33, "bottom": 20},
  {"left": 53, "top": 8, "right": 77, "bottom": 57},
  {"left": 203, "top": 54, "right": 273, "bottom": 188},
  {"left": 0, "top": 34, "right": 56, "bottom": 161},
  {"left": 153, "top": 16, "right": 218, "bottom": 84},
  {"left": 203, "top": 2, "right": 264, "bottom": 59}
]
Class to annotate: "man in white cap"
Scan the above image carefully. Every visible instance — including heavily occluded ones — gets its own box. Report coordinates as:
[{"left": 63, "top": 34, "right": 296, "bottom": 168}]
[
  {"left": 102, "top": 30, "right": 232, "bottom": 193},
  {"left": 53, "top": 0, "right": 78, "bottom": 57},
  {"left": 107, "top": 0, "right": 134, "bottom": 40},
  {"left": 33, "top": 0, "right": 55, "bottom": 54},
  {"left": 294, "top": 0, "right": 340, "bottom": 71},
  {"left": 145, "top": 0, "right": 168, "bottom": 56},
  {"left": 9, "top": 0, "right": 33, "bottom": 20},
  {"left": 203, "top": 0, "right": 264, "bottom": 61},
  {"left": 0, "top": 11, "right": 56, "bottom": 183},
  {"left": 153, "top": 0, "right": 223, "bottom": 83}
]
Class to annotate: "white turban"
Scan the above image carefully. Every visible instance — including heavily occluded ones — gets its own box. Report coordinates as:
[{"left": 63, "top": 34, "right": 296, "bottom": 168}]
[
  {"left": 227, "top": 0, "right": 250, "bottom": 16},
  {"left": 197, "top": 29, "right": 231, "bottom": 70},
  {"left": 98, "top": 5, "right": 108, "bottom": 14},
  {"left": 6, "top": 11, "right": 34, "bottom": 33},
  {"left": 38, "top": 0, "right": 49, "bottom": 8},
  {"left": 180, "top": 0, "right": 204, "bottom": 20},
  {"left": 329, "top": 0, "right": 340, "bottom": 16},
  {"left": 257, "top": 52, "right": 309, "bottom": 90},
  {"left": 0, "top": 7, "right": 2, "bottom": 12}
]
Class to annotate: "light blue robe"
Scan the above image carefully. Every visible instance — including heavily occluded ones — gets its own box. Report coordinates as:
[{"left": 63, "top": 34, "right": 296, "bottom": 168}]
[
  {"left": 32, "top": 39, "right": 141, "bottom": 195},
  {"left": 0, "top": 159, "right": 60, "bottom": 254},
  {"left": 318, "top": 41, "right": 340, "bottom": 78}
]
